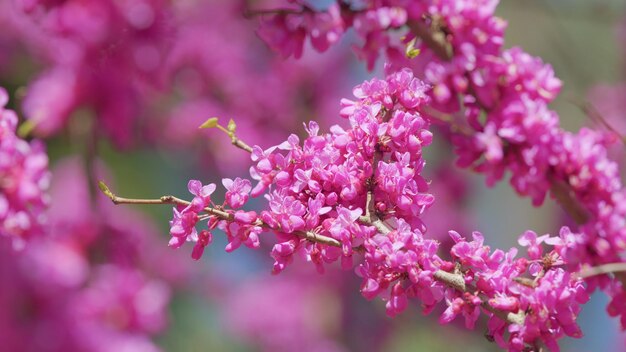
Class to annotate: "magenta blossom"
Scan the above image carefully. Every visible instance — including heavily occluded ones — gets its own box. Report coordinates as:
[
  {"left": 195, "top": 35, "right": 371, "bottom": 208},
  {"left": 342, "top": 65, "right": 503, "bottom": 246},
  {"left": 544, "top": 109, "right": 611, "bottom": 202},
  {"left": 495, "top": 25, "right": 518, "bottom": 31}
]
[{"left": 0, "top": 86, "right": 50, "bottom": 249}]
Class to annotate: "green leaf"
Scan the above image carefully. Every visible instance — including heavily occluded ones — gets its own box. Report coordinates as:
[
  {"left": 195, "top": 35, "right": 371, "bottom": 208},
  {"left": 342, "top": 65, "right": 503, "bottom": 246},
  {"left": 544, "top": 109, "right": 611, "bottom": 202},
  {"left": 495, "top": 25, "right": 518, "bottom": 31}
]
[
  {"left": 406, "top": 48, "right": 421, "bottom": 59},
  {"left": 198, "top": 117, "right": 219, "bottom": 129},
  {"left": 98, "top": 181, "right": 113, "bottom": 198},
  {"left": 227, "top": 118, "right": 237, "bottom": 133},
  {"left": 405, "top": 38, "right": 421, "bottom": 59},
  {"left": 17, "top": 120, "right": 36, "bottom": 138}
]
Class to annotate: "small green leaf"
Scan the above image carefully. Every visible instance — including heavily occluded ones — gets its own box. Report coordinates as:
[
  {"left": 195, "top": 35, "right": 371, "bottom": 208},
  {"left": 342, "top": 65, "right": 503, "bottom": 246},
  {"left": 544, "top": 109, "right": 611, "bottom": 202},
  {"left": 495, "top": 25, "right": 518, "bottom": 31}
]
[
  {"left": 406, "top": 48, "right": 421, "bottom": 59},
  {"left": 405, "top": 38, "right": 421, "bottom": 59},
  {"left": 98, "top": 181, "right": 112, "bottom": 196},
  {"left": 227, "top": 118, "right": 237, "bottom": 133},
  {"left": 17, "top": 120, "right": 36, "bottom": 138},
  {"left": 199, "top": 117, "right": 219, "bottom": 129}
]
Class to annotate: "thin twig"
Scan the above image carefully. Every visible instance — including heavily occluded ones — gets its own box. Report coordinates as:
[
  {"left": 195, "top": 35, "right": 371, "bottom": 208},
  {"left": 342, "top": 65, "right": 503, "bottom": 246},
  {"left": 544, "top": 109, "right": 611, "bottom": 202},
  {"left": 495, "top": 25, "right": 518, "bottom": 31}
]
[
  {"left": 366, "top": 146, "right": 382, "bottom": 222},
  {"left": 232, "top": 138, "right": 253, "bottom": 153},
  {"left": 99, "top": 181, "right": 341, "bottom": 246},
  {"left": 358, "top": 216, "right": 391, "bottom": 234},
  {"left": 422, "top": 106, "right": 473, "bottom": 136},
  {"left": 481, "top": 299, "right": 526, "bottom": 326},
  {"left": 215, "top": 124, "right": 254, "bottom": 153},
  {"left": 243, "top": 8, "right": 304, "bottom": 18},
  {"left": 571, "top": 99, "right": 626, "bottom": 144},
  {"left": 548, "top": 174, "right": 590, "bottom": 225},
  {"left": 577, "top": 263, "right": 626, "bottom": 279}
]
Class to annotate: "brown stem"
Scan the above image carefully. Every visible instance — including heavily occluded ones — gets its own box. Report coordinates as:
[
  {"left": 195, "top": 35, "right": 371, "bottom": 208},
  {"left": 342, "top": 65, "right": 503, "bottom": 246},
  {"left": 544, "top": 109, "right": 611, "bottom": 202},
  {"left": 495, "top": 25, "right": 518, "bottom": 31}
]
[
  {"left": 482, "top": 299, "right": 526, "bottom": 326},
  {"left": 364, "top": 110, "right": 396, "bottom": 228},
  {"left": 358, "top": 216, "right": 392, "bottom": 234},
  {"left": 216, "top": 125, "right": 253, "bottom": 153},
  {"left": 366, "top": 147, "right": 382, "bottom": 222},
  {"left": 573, "top": 99, "right": 626, "bottom": 144},
  {"left": 98, "top": 181, "right": 341, "bottom": 247},
  {"left": 433, "top": 270, "right": 465, "bottom": 291},
  {"left": 243, "top": 8, "right": 305, "bottom": 18},
  {"left": 577, "top": 263, "right": 626, "bottom": 279},
  {"left": 548, "top": 175, "right": 590, "bottom": 225},
  {"left": 232, "top": 138, "right": 253, "bottom": 153}
]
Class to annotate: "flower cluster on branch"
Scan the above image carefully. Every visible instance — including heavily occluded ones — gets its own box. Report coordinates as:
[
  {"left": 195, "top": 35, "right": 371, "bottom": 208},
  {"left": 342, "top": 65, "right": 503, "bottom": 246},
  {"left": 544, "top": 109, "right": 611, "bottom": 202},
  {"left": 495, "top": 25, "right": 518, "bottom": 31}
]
[
  {"left": 0, "top": 87, "right": 50, "bottom": 249},
  {"left": 9, "top": 0, "right": 618, "bottom": 351},
  {"left": 103, "top": 70, "right": 592, "bottom": 351},
  {"left": 254, "top": 0, "right": 626, "bottom": 340}
]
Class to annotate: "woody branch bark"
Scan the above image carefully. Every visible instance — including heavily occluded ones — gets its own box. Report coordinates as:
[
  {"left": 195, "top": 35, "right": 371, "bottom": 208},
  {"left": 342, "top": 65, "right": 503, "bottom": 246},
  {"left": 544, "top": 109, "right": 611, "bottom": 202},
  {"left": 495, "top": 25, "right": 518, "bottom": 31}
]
[{"left": 99, "top": 181, "right": 340, "bottom": 247}]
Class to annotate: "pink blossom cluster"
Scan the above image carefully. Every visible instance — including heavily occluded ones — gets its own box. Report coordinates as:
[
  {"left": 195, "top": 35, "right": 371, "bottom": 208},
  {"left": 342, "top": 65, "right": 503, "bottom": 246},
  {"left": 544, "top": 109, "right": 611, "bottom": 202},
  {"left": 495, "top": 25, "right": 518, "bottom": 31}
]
[
  {"left": 0, "top": 159, "right": 175, "bottom": 351},
  {"left": 1, "top": 0, "right": 618, "bottom": 349},
  {"left": 0, "top": 86, "right": 50, "bottom": 249},
  {"left": 256, "top": 1, "right": 558, "bottom": 203},
  {"left": 167, "top": 71, "right": 589, "bottom": 351},
  {"left": 256, "top": 1, "right": 347, "bottom": 59},
  {"left": 254, "top": 0, "right": 626, "bottom": 333},
  {"left": 255, "top": 0, "right": 408, "bottom": 70},
  {"left": 408, "top": 3, "right": 626, "bottom": 330},
  {"left": 169, "top": 68, "right": 432, "bottom": 269},
  {"left": 446, "top": 229, "right": 588, "bottom": 351}
]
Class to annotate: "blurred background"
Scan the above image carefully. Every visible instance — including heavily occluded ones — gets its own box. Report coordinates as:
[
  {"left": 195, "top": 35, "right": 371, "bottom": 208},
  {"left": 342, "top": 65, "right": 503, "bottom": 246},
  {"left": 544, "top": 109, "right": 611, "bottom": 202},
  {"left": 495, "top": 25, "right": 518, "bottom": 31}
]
[{"left": 0, "top": 0, "right": 625, "bottom": 351}]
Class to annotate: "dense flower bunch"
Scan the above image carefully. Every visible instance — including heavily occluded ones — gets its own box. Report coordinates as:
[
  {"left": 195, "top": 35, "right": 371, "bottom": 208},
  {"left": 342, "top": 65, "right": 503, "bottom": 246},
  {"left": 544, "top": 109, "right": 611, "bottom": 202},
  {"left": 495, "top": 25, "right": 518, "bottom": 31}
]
[
  {"left": 168, "top": 68, "right": 433, "bottom": 271},
  {"left": 161, "top": 70, "right": 589, "bottom": 351},
  {"left": 0, "top": 87, "right": 50, "bottom": 249},
  {"left": 254, "top": 0, "right": 626, "bottom": 334},
  {"left": 0, "top": 1, "right": 357, "bottom": 349},
  {"left": 2, "top": 0, "right": 621, "bottom": 350}
]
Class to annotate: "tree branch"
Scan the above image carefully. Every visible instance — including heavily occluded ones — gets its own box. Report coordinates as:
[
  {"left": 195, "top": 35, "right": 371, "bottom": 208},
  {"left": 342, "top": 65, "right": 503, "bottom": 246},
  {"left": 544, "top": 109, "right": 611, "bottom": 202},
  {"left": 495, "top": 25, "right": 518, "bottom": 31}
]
[
  {"left": 243, "top": 8, "right": 305, "bottom": 18},
  {"left": 100, "top": 179, "right": 525, "bottom": 325},
  {"left": 577, "top": 262, "right": 626, "bottom": 279},
  {"left": 548, "top": 174, "right": 590, "bottom": 225},
  {"left": 98, "top": 181, "right": 341, "bottom": 247},
  {"left": 358, "top": 216, "right": 391, "bottom": 234}
]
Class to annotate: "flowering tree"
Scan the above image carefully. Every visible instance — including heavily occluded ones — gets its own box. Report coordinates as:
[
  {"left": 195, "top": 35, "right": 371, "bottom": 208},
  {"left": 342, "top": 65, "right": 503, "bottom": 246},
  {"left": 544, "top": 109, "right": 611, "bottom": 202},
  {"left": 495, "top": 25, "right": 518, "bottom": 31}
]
[{"left": 1, "top": 0, "right": 626, "bottom": 351}]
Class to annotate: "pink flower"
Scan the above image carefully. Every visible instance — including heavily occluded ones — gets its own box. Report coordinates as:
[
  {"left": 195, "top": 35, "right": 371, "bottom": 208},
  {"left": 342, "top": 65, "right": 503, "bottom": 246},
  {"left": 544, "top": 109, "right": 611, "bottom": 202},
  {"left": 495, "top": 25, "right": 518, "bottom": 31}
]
[
  {"left": 222, "top": 177, "right": 251, "bottom": 209},
  {"left": 257, "top": 13, "right": 306, "bottom": 59},
  {"left": 191, "top": 230, "right": 213, "bottom": 260},
  {"left": 0, "top": 86, "right": 50, "bottom": 249}
]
